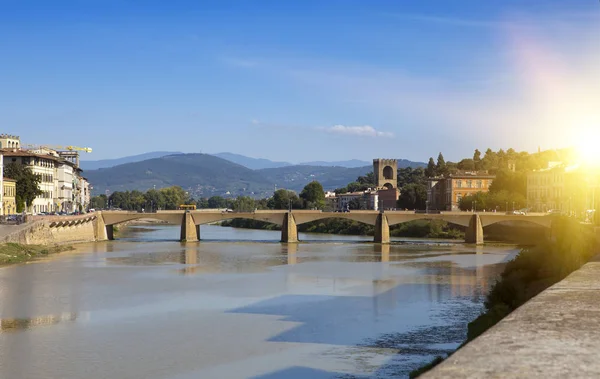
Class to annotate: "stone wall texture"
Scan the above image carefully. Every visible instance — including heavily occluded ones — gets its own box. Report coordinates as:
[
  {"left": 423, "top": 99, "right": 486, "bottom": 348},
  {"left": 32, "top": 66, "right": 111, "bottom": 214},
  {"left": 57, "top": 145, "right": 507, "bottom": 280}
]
[{"left": 0, "top": 221, "right": 96, "bottom": 245}]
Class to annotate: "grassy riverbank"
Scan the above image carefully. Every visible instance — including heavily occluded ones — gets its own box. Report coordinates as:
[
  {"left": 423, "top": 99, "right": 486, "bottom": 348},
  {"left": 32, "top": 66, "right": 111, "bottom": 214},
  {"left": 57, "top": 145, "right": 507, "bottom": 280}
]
[
  {"left": 0, "top": 243, "right": 74, "bottom": 266},
  {"left": 220, "top": 218, "right": 464, "bottom": 239},
  {"left": 410, "top": 217, "right": 598, "bottom": 377}
]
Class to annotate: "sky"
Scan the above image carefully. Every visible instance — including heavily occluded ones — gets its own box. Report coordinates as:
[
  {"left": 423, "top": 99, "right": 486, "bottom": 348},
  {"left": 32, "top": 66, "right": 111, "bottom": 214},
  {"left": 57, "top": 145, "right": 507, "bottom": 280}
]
[{"left": 1, "top": 0, "right": 599, "bottom": 163}]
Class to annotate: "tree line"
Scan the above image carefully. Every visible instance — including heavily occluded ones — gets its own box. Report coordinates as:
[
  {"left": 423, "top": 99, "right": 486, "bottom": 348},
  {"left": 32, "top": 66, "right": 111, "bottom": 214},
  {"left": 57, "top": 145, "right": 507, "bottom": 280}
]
[{"left": 91, "top": 181, "right": 327, "bottom": 212}]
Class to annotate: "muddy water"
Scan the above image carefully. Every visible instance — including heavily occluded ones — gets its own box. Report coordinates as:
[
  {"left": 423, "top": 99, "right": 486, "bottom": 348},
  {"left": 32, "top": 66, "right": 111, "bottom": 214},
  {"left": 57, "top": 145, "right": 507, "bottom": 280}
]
[{"left": 0, "top": 225, "right": 517, "bottom": 378}]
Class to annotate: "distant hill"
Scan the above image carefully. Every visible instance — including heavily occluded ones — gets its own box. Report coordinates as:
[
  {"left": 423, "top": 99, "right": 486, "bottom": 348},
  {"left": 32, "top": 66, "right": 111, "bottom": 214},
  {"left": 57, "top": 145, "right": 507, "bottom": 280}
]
[
  {"left": 84, "top": 152, "right": 427, "bottom": 197},
  {"left": 81, "top": 151, "right": 182, "bottom": 171},
  {"left": 299, "top": 159, "right": 371, "bottom": 168},
  {"left": 86, "top": 153, "right": 275, "bottom": 197},
  {"left": 213, "top": 153, "right": 425, "bottom": 170},
  {"left": 257, "top": 165, "right": 372, "bottom": 192},
  {"left": 213, "top": 152, "right": 291, "bottom": 170}
]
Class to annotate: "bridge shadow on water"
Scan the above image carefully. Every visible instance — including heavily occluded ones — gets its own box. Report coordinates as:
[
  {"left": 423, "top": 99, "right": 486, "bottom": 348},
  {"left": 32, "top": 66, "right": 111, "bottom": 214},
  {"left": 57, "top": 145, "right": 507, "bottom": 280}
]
[{"left": 228, "top": 278, "right": 486, "bottom": 377}]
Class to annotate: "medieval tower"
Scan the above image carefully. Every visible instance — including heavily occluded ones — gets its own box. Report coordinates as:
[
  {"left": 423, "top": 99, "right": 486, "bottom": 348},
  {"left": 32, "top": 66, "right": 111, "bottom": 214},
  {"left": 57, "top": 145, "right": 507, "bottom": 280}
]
[{"left": 373, "top": 159, "right": 398, "bottom": 190}]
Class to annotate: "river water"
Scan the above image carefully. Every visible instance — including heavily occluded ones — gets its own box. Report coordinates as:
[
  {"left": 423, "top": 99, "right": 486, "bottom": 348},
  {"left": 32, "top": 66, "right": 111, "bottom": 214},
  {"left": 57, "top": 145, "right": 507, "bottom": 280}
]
[{"left": 0, "top": 225, "right": 517, "bottom": 379}]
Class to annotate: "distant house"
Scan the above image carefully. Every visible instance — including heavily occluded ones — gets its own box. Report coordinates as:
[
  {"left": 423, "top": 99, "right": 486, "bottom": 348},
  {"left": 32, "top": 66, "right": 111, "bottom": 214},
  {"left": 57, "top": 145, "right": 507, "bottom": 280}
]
[{"left": 427, "top": 171, "right": 495, "bottom": 211}]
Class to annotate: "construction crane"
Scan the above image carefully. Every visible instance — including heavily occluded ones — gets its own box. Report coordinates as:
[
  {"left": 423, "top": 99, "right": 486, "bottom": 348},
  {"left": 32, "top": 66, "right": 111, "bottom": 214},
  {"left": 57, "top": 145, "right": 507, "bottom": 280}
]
[{"left": 24, "top": 144, "right": 93, "bottom": 153}]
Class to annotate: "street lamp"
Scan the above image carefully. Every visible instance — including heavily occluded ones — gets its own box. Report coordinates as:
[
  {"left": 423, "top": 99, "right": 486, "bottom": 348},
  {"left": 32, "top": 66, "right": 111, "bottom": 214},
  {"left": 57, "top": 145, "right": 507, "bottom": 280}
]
[
  {"left": 426, "top": 200, "right": 429, "bottom": 213},
  {"left": 473, "top": 200, "right": 477, "bottom": 213}
]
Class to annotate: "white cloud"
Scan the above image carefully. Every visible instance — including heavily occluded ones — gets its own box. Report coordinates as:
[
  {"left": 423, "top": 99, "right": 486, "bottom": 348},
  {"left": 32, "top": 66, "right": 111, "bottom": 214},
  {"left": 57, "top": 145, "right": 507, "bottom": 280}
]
[{"left": 320, "top": 125, "right": 394, "bottom": 138}]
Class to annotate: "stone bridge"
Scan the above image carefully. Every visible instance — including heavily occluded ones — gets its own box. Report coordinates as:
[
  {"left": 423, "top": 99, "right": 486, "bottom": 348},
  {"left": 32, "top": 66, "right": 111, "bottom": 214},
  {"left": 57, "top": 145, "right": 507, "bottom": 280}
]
[{"left": 94, "top": 210, "right": 554, "bottom": 244}]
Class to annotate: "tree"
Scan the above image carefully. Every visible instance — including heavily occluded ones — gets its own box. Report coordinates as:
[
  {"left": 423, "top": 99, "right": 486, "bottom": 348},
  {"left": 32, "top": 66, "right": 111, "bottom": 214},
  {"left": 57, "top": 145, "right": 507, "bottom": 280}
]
[
  {"left": 90, "top": 194, "right": 107, "bottom": 210},
  {"left": 425, "top": 157, "right": 436, "bottom": 177},
  {"left": 271, "top": 189, "right": 302, "bottom": 210},
  {"left": 232, "top": 196, "right": 255, "bottom": 212},
  {"left": 159, "top": 186, "right": 187, "bottom": 209},
  {"left": 207, "top": 196, "right": 228, "bottom": 208},
  {"left": 457, "top": 159, "right": 476, "bottom": 171},
  {"left": 436, "top": 152, "right": 448, "bottom": 176},
  {"left": 4, "top": 163, "right": 43, "bottom": 212},
  {"left": 473, "top": 149, "right": 482, "bottom": 169},
  {"left": 397, "top": 183, "right": 427, "bottom": 210},
  {"left": 300, "top": 181, "right": 326, "bottom": 209},
  {"left": 348, "top": 197, "right": 363, "bottom": 210},
  {"left": 397, "top": 167, "right": 426, "bottom": 188},
  {"left": 356, "top": 172, "right": 375, "bottom": 186},
  {"left": 144, "top": 189, "right": 165, "bottom": 211}
]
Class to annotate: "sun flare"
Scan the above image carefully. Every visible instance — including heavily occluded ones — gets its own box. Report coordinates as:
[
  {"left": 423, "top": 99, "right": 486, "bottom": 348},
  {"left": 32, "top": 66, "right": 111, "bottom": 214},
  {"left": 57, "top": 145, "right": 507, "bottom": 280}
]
[{"left": 574, "top": 124, "right": 600, "bottom": 165}]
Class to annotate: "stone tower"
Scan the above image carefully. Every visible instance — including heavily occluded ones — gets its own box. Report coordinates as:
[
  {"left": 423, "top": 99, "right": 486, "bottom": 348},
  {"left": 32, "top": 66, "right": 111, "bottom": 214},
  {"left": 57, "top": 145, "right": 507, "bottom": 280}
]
[{"left": 373, "top": 159, "right": 398, "bottom": 190}]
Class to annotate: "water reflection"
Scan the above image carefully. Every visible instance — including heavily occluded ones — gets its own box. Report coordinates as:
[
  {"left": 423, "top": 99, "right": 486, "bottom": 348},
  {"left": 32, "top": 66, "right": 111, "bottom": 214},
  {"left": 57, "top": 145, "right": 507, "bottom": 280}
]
[
  {"left": 1, "top": 313, "right": 81, "bottom": 332},
  {"left": 0, "top": 225, "right": 518, "bottom": 379}
]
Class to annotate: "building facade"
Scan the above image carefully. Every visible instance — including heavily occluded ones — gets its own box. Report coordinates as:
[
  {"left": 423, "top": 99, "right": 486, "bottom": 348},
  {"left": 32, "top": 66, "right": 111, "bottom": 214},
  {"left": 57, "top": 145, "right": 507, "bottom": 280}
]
[
  {"left": 526, "top": 162, "right": 597, "bottom": 215},
  {"left": 3, "top": 178, "right": 16, "bottom": 215},
  {"left": 0, "top": 134, "right": 21, "bottom": 149},
  {"left": 1, "top": 147, "right": 90, "bottom": 214},
  {"left": 428, "top": 171, "right": 495, "bottom": 211},
  {"left": 336, "top": 190, "right": 379, "bottom": 211}
]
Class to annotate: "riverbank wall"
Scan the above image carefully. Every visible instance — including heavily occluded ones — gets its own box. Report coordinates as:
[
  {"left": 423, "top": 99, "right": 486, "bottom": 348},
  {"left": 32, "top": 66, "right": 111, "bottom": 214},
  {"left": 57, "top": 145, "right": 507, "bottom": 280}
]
[
  {"left": 422, "top": 255, "right": 600, "bottom": 378},
  {"left": 0, "top": 214, "right": 98, "bottom": 245}
]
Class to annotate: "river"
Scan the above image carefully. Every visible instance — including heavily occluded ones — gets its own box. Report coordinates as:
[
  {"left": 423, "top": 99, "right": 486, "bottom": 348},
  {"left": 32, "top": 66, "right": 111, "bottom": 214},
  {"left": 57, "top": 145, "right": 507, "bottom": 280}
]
[{"left": 0, "top": 225, "right": 518, "bottom": 379}]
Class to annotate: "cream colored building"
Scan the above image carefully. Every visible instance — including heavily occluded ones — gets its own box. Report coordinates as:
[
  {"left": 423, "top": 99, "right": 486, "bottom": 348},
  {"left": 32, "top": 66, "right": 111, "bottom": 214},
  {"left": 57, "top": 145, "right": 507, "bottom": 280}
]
[
  {"left": 2, "top": 150, "right": 57, "bottom": 214},
  {"left": 0, "top": 134, "right": 21, "bottom": 149},
  {"left": 526, "top": 162, "right": 594, "bottom": 214},
  {"left": 3, "top": 178, "right": 16, "bottom": 215}
]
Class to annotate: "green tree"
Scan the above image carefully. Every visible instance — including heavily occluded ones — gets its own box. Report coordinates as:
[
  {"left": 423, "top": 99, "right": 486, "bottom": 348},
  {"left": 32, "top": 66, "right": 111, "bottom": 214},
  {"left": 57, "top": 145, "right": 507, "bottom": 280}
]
[
  {"left": 425, "top": 157, "right": 436, "bottom": 177},
  {"left": 348, "top": 197, "right": 363, "bottom": 210},
  {"left": 457, "top": 159, "right": 476, "bottom": 171},
  {"left": 436, "top": 152, "right": 448, "bottom": 176},
  {"left": 4, "top": 163, "right": 43, "bottom": 212},
  {"left": 232, "top": 196, "right": 255, "bottom": 212},
  {"left": 196, "top": 197, "right": 210, "bottom": 209},
  {"left": 397, "top": 167, "right": 426, "bottom": 188},
  {"left": 207, "top": 196, "right": 228, "bottom": 208},
  {"left": 397, "top": 183, "right": 427, "bottom": 210},
  {"left": 271, "top": 189, "right": 302, "bottom": 210},
  {"left": 356, "top": 172, "right": 375, "bottom": 185},
  {"left": 144, "top": 189, "right": 166, "bottom": 211},
  {"left": 300, "top": 181, "right": 326, "bottom": 209},
  {"left": 90, "top": 194, "right": 107, "bottom": 210},
  {"left": 473, "top": 149, "right": 482, "bottom": 169},
  {"left": 159, "top": 186, "right": 187, "bottom": 209}
]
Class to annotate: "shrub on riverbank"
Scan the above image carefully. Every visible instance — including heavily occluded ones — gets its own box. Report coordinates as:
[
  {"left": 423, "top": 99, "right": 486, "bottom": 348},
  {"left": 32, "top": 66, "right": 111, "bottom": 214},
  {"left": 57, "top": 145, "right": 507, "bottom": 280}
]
[
  {"left": 0, "top": 243, "right": 74, "bottom": 265},
  {"left": 412, "top": 217, "right": 598, "bottom": 377},
  {"left": 221, "top": 218, "right": 464, "bottom": 239}
]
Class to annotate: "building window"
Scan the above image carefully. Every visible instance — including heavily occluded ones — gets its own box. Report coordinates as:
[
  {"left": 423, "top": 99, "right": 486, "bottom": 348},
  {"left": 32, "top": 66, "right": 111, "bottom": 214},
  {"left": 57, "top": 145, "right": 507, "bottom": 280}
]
[
  {"left": 456, "top": 180, "right": 462, "bottom": 188},
  {"left": 467, "top": 180, "right": 472, "bottom": 188},
  {"left": 477, "top": 180, "right": 482, "bottom": 188},
  {"left": 456, "top": 193, "right": 462, "bottom": 203}
]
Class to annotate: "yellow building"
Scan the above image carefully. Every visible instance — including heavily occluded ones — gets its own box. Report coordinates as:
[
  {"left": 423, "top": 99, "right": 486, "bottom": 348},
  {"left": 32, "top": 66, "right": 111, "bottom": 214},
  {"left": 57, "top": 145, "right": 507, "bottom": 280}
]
[{"left": 3, "top": 178, "right": 16, "bottom": 215}]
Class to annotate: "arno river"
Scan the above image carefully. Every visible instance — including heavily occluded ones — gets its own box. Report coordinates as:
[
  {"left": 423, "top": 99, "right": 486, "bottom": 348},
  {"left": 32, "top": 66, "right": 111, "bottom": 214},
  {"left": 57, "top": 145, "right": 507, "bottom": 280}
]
[{"left": 0, "top": 225, "right": 517, "bottom": 378}]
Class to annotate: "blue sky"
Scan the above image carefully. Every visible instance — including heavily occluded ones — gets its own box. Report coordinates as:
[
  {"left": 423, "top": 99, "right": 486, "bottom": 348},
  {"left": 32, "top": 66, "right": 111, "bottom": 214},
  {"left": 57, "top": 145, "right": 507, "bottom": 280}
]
[{"left": 1, "top": 0, "right": 599, "bottom": 163}]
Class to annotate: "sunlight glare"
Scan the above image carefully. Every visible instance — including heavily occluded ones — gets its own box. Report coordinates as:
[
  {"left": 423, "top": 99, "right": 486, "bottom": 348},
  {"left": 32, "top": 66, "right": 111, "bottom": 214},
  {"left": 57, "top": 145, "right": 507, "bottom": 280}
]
[{"left": 574, "top": 123, "right": 600, "bottom": 165}]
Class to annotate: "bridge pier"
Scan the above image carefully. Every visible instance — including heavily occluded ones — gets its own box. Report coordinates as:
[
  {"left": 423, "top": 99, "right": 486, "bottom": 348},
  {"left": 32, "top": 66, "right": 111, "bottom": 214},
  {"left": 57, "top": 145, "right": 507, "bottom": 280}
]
[
  {"left": 465, "top": 214, "right": 484, "bottom": 245},
  {"left": 374, "top": 213, "right": 390, "bottom": 244},
  {"left": 180, "top": 212, "right": 199, "bottom": 242},
  {"left": 281, "top": 212, "right": 298, "bottom": 243},
  {"left": 94, "top": 213, "right": 110, "bottom": 241}
]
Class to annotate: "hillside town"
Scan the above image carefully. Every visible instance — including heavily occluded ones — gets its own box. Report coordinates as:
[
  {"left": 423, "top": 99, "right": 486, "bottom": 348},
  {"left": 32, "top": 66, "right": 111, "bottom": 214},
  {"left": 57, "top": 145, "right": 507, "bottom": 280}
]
[{"left": 0, "top": 134, "right": 91, "bottom": 216}]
